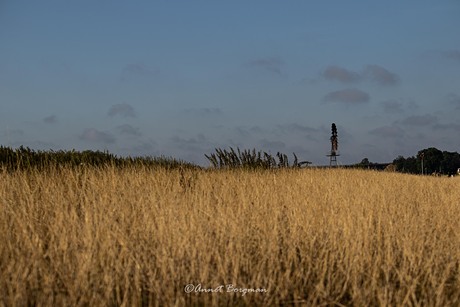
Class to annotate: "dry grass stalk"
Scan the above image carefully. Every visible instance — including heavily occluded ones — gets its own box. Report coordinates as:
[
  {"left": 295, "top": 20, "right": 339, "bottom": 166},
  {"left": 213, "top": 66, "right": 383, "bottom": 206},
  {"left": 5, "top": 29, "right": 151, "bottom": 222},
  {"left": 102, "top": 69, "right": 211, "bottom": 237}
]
[{"left": 1, "top": 166, "right": 459, "bottom": 306}]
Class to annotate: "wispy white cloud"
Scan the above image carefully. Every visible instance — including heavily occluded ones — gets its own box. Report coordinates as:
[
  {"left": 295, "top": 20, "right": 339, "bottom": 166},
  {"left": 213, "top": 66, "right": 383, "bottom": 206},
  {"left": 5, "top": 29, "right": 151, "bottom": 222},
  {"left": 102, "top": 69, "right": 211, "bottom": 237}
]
[
  {"left": 446, "top": 93, "right": 460, "bottom": 109},
  {"left": 2, "top": 129, "right": 24, "bottom": 137},
  {"left": 322, "top": 65, "right": 361, "bottom": 83},
  {"left": 117, "top": 124, "right": 142, "bottom": 136},
  {"left": 320, "top": 64, "right": 400, "bottom": 86},
  {"left": 277, "top": 123, "right": 317, "bottom": 134},
  {"left": 131, "top": 140, "right": 158, "bottom": 155},
  {"left": 364, "top": 64, "right": 400, "bottom": 86},
  {"left": 234, "top": 126, "right": 264, "bottom": 138},
  {"left": 260, "top": 138, "right": 286, "bottom": 149},
  {"left": 323, "top": 88, "right": 370, "bottom": 104},
  {"left": 400, "top": 114, "right": 438, "bottom": 126},
  {"left": 381, "top": 100, "right": 404, "bottom": 114},
  {"left": 121, "top": 63, "right": 158, "bottom": 81},
  {"left": 108, "top": 103, "right": 136, "bottom": 118},
  {"left": 433, "top": 123, "right": 460, "bottom": 130},
  {"left": 43, "top": 115, "right": 58, "bottom": 124},
  {"left": 80, "top": 128, "right": 116, "bottom": 144},
  {"left": 170, "top": 134, "right": 210, "bottom": 151},
  {"left": 444, "top": 50, "right": 460, "bottom": 61},
  {"left": 246, "top": 57, "right": 284, "bottom": 75},
  {"left": 183, "top": 107, "right": 223, "bottom": 116},
  {"left": 369, "top": 125, "right": 405, "bottom": 138}
]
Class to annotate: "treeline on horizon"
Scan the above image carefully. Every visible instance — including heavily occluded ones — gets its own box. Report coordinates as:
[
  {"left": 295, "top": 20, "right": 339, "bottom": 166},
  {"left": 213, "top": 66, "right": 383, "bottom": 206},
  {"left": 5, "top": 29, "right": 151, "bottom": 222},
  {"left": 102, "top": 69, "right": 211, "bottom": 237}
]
[
  {"left": 1, "top": 145, "right": 460, "bottom": 175},
  {"left": 391, "top": 147, "right": 460, "bottom": 176}
]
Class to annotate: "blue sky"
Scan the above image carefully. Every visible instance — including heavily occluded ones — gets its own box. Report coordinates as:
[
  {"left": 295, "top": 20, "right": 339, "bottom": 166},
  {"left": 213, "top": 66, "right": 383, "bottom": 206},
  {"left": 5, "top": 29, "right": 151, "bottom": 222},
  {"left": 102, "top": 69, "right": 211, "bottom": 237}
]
[{"left": 1, "top": 1, "right": 459, "bottom": 165}]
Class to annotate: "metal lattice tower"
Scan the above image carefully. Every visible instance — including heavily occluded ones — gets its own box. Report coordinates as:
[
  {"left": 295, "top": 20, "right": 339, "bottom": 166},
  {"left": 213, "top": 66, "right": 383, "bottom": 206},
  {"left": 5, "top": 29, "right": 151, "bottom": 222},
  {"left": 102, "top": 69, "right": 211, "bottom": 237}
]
[{"left": 327, "top": 123, "right": 340, "bottom": 167}]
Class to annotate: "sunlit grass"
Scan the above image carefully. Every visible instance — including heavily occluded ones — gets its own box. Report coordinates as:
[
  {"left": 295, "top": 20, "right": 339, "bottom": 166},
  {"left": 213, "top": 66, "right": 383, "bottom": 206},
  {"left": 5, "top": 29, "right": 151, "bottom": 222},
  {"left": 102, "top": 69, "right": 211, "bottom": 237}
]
[{"left": 1, "top": 166, "right": 459, "bottom": 306}]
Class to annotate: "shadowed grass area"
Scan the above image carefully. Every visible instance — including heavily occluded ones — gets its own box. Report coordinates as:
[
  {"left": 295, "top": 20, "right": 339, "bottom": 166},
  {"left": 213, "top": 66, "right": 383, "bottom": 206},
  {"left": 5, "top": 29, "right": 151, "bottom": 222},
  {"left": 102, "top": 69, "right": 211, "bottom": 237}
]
[
  {"left": 1, "top": 166, "right": 459, "bottom": 306},
  {"left": 0, "top": 146, "right": 199, "bottom": 171}
]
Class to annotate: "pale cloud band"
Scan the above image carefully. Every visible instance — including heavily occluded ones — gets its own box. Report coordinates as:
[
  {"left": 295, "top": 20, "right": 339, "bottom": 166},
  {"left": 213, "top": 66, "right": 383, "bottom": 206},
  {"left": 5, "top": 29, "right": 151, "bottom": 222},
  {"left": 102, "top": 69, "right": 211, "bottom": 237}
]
[
  {"left": 108, "top": 103, "right": 136, "bottom": 118},
  {"left": 80, "top": 128, "right": 116, "bottom": 144},
  {"left": 43, "top": 115, "right": 58, "bottom": 124},
  {"left": 322, "top": 65, "right": 361, "bottom": 83},
  {"left": 321, "top": 64, "right": 400, "bottom": 86},
  {"left": 246, "top": 57, "right": 284, "bottom": 76},
  {"left": 323, "top": 88, "right": 370, "bottom": 104}
]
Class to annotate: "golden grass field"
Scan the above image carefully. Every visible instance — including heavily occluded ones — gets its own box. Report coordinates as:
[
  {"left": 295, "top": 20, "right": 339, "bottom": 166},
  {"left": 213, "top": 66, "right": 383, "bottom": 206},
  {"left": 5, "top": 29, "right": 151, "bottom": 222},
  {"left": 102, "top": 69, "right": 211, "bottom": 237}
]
[{"left": 1, "top": 166, "right": 459, "bottom": 306}]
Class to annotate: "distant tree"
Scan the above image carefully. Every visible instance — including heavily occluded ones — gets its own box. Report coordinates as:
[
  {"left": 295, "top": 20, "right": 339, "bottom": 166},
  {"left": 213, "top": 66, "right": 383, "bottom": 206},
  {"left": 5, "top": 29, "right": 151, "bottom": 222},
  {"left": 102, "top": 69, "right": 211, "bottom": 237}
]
[
  {"left": 441, "top": 151, "right": 460, "bottom": 175},
  {"left": 417, "top": 147, "right": 443, "bottom": 174},
  {"left": 393, "top": 155, "right": 417, "bottom": 173},
  {"left": 405, "top": 156, "right": 418, "bottom": 173},
  {"left": 393, "top": 155, "right": 406, "bottom": 172},
  {"left": 357, "top": 158, "right": 370, "bottom": 168}
]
